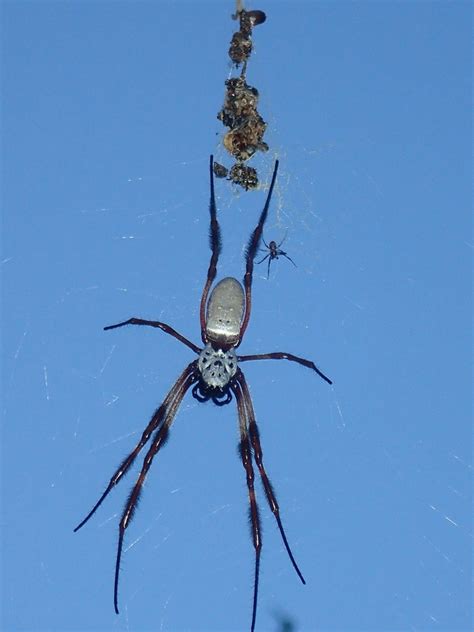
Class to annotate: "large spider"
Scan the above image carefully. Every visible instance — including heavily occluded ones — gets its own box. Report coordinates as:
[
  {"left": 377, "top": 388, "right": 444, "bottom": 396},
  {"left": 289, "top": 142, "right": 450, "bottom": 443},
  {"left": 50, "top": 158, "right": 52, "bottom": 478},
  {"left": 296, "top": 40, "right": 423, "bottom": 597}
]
[{"left": 74, "top": 156, "right": 332, "bottom": 631}]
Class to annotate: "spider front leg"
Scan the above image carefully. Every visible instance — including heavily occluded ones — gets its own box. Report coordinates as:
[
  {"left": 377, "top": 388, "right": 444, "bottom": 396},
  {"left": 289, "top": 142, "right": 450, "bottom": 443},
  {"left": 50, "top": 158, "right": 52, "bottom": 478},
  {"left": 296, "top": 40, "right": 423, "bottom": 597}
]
[
  {"left": 199, "top": 155, "right": 222, "bottom": 343},
  {"left": 238, "top": 352, "right": 333, "bottom": 385},
  {"left": 103, "top": 318, "right": 201, "bottom": 354},
  {"left": 239, "top": 160, "right": 279, "bottom": 343}
]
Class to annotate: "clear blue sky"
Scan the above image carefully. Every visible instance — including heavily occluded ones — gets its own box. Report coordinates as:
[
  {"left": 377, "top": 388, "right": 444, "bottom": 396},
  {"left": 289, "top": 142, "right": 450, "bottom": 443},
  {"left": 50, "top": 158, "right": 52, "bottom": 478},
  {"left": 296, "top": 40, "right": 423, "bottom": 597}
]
[{"left": 2, "top": 2, "right": 471, "bottom": 631}]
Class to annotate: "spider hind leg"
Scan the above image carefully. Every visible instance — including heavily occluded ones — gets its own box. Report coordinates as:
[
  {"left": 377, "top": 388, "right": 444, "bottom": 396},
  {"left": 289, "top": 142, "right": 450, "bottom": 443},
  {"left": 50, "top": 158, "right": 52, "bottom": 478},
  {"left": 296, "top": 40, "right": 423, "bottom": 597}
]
[{"left": 232, "top": 369, "right": 306, "bottom": 632}]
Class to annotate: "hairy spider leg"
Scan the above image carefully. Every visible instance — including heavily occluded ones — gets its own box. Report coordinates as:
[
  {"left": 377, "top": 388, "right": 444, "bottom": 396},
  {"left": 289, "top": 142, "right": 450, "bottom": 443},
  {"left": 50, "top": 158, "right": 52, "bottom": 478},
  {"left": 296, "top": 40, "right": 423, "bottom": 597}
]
[
  {"left": 74, "top": 361, "right": 198, "bottom": 533},
  {"left": 236, "top": 370, "right": 305, "bottom": 585},
  {"left": 231, "top": 377, "right": 262, "bottom": 632},
  {"left": 104, "top": 318, "right": 201, "bottom": 354},
  {"left": 238, "top": 352, "right": 333, "bottom": 385},
  {"left": 114, "top": 364, "right": 198, "bottom": 614},
  {"left": 239, "top": 160, "right": 279, "bottom": 343},
  {"left": 200, "top": 155, "right": 222, "bottom": 343}
]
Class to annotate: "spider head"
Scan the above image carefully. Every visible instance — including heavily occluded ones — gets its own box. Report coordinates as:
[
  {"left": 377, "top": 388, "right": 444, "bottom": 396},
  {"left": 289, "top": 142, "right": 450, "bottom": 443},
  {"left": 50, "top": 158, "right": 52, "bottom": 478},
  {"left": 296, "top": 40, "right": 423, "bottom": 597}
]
[{"left": 205, "top": 277, "right": 244, "bottom": 349}]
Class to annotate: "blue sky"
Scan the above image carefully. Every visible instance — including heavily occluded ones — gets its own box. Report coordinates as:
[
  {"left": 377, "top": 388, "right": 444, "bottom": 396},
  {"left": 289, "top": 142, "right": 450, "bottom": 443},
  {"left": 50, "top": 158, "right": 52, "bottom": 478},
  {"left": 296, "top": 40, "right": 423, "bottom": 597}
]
[{"left": 2, "top": 1, "right": 472, "bottom": 631}]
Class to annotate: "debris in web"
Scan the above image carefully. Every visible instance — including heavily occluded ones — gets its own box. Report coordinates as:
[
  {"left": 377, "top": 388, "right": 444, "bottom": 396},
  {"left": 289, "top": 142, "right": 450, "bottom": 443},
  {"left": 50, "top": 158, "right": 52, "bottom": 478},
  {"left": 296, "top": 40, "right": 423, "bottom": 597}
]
[
  {"left": 216, "top": 1, "right": 268, "bottom": 190},
  {"left": 228, "top": 162, "right": 258, "bottom": 190},
  {"left": 213, "top": 161, "right": 229, "bottom": 179}
]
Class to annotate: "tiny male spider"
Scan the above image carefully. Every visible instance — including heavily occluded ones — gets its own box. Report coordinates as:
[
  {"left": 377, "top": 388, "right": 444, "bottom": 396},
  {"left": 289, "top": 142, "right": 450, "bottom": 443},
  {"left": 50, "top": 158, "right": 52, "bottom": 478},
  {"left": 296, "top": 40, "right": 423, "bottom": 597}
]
[
  {"left": 75, "top": 156, "right": 332, "bottom": 632},
  {"left": 257, "top": 234, "right": 297, "bottom": 278}
]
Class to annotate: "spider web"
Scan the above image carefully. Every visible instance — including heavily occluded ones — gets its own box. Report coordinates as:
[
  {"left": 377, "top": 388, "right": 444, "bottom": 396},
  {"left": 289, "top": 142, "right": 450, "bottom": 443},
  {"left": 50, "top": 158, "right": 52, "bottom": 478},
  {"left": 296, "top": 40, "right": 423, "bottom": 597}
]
[{"left": 2, "top": 2, "right": 471, "bottom": 632}]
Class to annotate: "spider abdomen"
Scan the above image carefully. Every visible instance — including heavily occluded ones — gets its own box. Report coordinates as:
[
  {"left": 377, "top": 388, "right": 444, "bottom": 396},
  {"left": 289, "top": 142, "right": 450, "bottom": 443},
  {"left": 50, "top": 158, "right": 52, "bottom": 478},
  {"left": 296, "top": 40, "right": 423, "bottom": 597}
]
[
  {"left": 198, "top": 343, "right": 238, "bottom": 389},
  {"left": 205, "top": 277, "right": 244, "bottom": 347}
]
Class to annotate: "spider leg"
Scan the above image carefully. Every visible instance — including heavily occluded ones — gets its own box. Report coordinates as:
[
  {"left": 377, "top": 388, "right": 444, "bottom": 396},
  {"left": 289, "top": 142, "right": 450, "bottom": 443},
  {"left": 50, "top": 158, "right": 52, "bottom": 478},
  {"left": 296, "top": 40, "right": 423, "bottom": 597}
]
[
  {"left": 104, "top": 318, "right": 201, "bottom": 354},
  {"left": 237, "top": 352, "right": 332, "bottom": 385},
  {"left": 113, "top": 365, "right": 197, "bottom": 614},
  {"left": 281, "top": 252, "right": 297, "bottom": 268},
  {"left": 239, "top": 160, "right": 279, "bottom": 344},
  {"left": 236, "top": 370, "right": 306, "bottom": 585},
  {"left": 266, "top": 254, "right": 272, "bottom": 279},
  {"left": 199, "top": 155, "right": 222, "bottom": 343},
  {"left": 256, "top": 253, "right": 270, "bottom": 265},
  {"left": 276, "top": 231, "right": 288, "bottom": 248},
  {"left": 231, "top": 378, "right": 262, "bottom": 632},
  {"left": 74, "top": 361, "right": 198, "bottom": 533}
]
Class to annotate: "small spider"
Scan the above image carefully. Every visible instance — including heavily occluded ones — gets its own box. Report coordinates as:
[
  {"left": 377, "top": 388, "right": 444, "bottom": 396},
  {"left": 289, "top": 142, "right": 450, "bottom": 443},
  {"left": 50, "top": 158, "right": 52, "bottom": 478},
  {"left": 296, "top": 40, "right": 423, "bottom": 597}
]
[
  {"left": 74, "top": 156, "right": 331, "bottom": 632},
  {"left": 257, "top": 234, "right": 297, "bottom": 278}
]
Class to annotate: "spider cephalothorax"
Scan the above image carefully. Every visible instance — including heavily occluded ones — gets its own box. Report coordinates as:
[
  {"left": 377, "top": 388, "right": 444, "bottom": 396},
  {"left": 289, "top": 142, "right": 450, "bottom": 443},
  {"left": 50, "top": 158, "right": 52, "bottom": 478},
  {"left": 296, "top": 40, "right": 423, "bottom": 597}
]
[
  {"left": 197, "top": 344, "right": 238, "bottom": 389},
  {"left": 75, "top": 156, "right": 332, "bottom": 632},
  {"left": 193, "top": 344, "right": 238, "bottom": 405}
]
